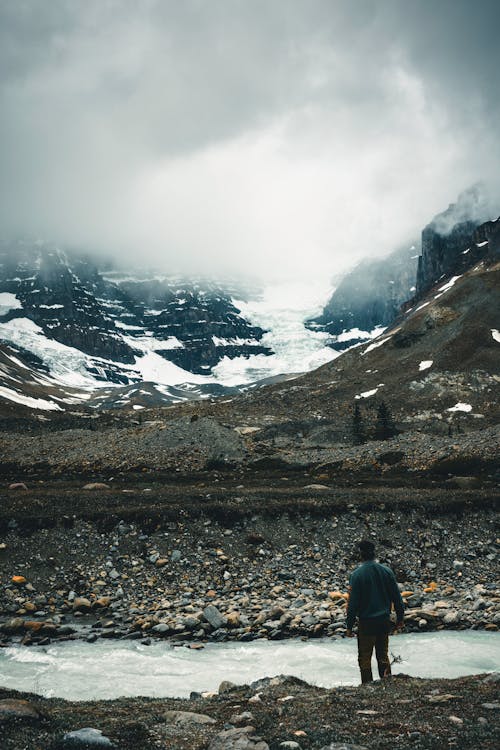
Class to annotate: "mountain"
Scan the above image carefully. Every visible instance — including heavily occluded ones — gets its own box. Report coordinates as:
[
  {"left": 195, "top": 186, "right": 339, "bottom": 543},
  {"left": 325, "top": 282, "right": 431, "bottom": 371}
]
[
  {"left": 0, "top": 241, "right": 272, "bottom": 393},
  {"left": 189, "top": 223, "right": 500, "bottom": 456},
  {"left": 309, "top": 185, "right": 496, "bottom": 352},
  {"left": 306, "top": 244, "right": 419, "bottom": 348},
  {"left": 416, "top": 185, "right": 498, "bottom": 298}
]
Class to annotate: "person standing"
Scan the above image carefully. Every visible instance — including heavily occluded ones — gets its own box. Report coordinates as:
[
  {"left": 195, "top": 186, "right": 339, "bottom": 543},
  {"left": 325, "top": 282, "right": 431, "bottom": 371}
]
[{"left": 345, "top": 539, "right": 404, "bottom": 684}]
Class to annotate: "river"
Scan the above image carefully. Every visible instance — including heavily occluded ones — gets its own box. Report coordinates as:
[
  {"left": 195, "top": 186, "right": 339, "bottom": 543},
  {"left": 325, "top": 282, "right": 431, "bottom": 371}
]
[{"left": 0, "top": 631, "right": 498, "bottom": 700}]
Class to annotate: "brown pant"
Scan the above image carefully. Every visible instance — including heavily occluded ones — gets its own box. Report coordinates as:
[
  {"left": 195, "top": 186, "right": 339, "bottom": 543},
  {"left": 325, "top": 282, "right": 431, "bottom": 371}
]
[{"left": 357, "top": 620, "right": 391, "bottom": 683}]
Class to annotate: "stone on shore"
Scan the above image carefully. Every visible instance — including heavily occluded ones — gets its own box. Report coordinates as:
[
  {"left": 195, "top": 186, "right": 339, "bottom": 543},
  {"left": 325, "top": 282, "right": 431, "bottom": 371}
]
[{"left": 203, "top": 605, "right": 226, "bottom": 629}]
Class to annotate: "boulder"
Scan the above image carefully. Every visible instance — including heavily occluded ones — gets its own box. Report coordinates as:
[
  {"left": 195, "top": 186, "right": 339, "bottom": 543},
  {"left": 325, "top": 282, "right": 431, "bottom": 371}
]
[
  {"left": 208, "top": 726, "right": 269, "bottom": 750},
  {"left": 1, "top": 617, "right": 25, "bottom": 634},
  {"left": 58, "top": 727, "right": 115, "bottom": 747},
  {"left": 0, "top": 699, "right": 41, "bottom": 723},
  {"left": 203, "top": 605, "right": 226, "bottom": 629},
  {"left": 164, "top": 710, "right": 216, "bottom": 725},
  {"left": 73, "top": 597, "right": 92, "bottom": 613}
]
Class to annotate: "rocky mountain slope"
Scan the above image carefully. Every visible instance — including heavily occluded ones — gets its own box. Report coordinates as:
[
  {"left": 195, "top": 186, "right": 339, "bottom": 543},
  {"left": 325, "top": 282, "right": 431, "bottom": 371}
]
[
  {"left": 0, "top": 241, "right": 271, "bottom": 385},
  {"left": 310, "top": 185, "right": 496, "bottom": 350},
  {"left": 307, "top": 244, "right": 419, "bottom": 348}
]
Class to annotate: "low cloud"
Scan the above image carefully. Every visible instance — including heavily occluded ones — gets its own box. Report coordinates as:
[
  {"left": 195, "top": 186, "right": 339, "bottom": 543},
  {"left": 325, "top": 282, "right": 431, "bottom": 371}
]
[{"left": 0, "top": 1, "right": 499, "bottom": 280}]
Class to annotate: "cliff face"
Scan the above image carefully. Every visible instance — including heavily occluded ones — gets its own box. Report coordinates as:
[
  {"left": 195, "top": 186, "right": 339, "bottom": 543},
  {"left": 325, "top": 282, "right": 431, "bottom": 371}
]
[{"left": 416, "top": 215, "right": 500, "bottom": 299}]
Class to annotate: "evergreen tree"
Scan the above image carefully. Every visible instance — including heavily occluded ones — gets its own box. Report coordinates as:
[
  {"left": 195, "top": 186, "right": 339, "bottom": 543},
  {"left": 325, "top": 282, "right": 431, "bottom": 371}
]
[
  {"left": 352, "top": 402, "right": 366, "bottom": 445},
  {"left": 374, "top": 401, "right": 397, "bottom": 441}
]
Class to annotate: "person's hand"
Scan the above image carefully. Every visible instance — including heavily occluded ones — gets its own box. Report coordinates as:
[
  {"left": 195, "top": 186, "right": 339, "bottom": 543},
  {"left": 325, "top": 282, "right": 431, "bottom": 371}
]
[{"left": 345, "top": 629, "right": 354, "bottom": 638}]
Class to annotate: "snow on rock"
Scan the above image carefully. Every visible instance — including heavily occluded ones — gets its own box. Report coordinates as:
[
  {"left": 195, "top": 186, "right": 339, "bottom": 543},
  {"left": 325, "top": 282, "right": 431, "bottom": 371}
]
[
  {"left": 0, "top": 293, "right": 22, "bottom": 316},
  {"left": 447, "top": 403, "right": 472, "bottom": 413},
  {"left": 419, "top": 360, "right": 433, "bottom": 371},
  {"left": 491, "top": 329, "right": 500, "bottom": 343},
  {"left": 0, "top": 385, "right": 62, "bottom": 411}
]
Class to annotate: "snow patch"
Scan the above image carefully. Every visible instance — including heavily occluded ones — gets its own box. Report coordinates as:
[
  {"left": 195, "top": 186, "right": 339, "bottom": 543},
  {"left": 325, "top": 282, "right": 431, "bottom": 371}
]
[
  {"left": 0, "top": 385, "right": 62, "bottom": 411},
  {"left": 419, "top": 360, "right": 433, "bottom": 371},
  {"left": 447, "top": 403, "right": 472, "bottom": 413},
  {"left": 491, "top": 329, "right": 500, "bottom": 343},
  {"left": 355, "top": 388, "right": 378, "bottom": 399},
  {"left": 361, "top": 335, "right": 392, "bottom": 356},
  {"left": 435, "top": 275, "right": 462, "bottom": 299}
]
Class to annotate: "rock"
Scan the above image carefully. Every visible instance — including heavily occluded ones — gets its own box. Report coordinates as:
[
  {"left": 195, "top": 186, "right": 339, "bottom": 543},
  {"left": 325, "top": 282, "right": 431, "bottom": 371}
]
[
  {"left": 1, "top": 617, "right": 25, "bottom": 634},
  {"left": 219, "top": 680, "right": 237, "bottom": 694},
  {"left": 164, "top": 710, "right": 216, "bottom": 725},
  {"left": 280, "top": 743, "right": 301, "bottom": 749},
  {"left": 82, "top": 483, "right": 109, "bottom": 491},
  {"left": 8, "top": 482, "right": 28, "bottom": 490},
  {"left": 93, "top": 597, "right": 111, "bottom": 609},
  {"left": 11, "top": 575, "right": 27, "bottom": 586},
  {"left": 203, "top": 604, "right": 226, "bottom": 629},
  {"left": 208, "top": 726, "right": 269, "bottom": 750},
  {"left": 0, "top": 699, "right": 41, "bottom": 723},
  {"left": 304, "top": 484, "right": 330, "bottom": 490},
  {"left": 171, "top": 550, "right": 182, "bottom": 562},
  {"left": 226, "top": 611, "right": 241, "bottom": 627},
  {"left": 481, "top": 702, "right": 500, "bottom": 710},
  {"left": 319, "top": 745, "right": 368, "bottom": 750},
  {"left": 230, "top": 711, "right": 255, "bottom": 725},
  {"left": 58, "top": 727, "right": 115, "bottom": 747},
  {"left": 442, "top": 610, "right": 461, "bottom": 626},
  {"left": 447, "top": 476, "right": 480, "bottom": 489},
  {"left": 448, "top": 715, "right": 463, "bottom": 725},
  {"left": 73, "top": 597, "right": 92, "bottom": 613}
]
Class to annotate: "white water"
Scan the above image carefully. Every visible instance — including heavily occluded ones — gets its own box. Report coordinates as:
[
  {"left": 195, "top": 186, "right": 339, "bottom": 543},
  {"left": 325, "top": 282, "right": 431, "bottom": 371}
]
[{"left": 0, "top": 632, "right": 498, "bottom": 701}]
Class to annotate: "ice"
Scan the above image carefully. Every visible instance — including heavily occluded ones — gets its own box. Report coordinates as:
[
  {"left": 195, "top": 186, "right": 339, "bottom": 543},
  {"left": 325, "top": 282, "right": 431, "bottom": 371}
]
[
  {"left": 0, "top": 385, "right": 62, "bottom": 411},
  {"left": 447, "top": 402, "right": 472, "bottom": 413},
  {"left": 0, "top": 632, "right": 497, "bottom": 700},
  {"left": 0, "top": 292, "right": 22, "bottom": 315},
  {"left": 491, "top": 329, "right": 500, "bottom": 343},
  {"left": 419, "top": 360, "right": 433, "bottom": 371},
  {"left": 212, "top": 281, "right": 337, "bottom": 386}
]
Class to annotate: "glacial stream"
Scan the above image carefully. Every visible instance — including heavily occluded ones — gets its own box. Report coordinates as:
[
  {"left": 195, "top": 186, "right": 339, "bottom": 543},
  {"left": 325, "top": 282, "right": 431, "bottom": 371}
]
[{"left": 0, "top": 632, "right": 498, "bottom": 700}]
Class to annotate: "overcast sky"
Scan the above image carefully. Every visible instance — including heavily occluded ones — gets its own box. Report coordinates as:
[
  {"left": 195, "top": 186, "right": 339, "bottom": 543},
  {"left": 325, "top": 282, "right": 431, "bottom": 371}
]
[{"left": 1, "top": 0, "right": 499, "bottom": 280}]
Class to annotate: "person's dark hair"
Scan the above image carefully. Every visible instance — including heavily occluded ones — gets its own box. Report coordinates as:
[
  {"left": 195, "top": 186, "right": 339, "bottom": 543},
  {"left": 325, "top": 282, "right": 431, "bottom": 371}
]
[{"left": 359, "top": 539, "right": 375, "bottom": 560}]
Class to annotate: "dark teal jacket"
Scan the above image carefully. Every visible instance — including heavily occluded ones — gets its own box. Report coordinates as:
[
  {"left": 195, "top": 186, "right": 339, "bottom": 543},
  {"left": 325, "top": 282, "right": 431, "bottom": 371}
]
[{"left": 346, "top": 560, "right": 404, "bottom": 630}]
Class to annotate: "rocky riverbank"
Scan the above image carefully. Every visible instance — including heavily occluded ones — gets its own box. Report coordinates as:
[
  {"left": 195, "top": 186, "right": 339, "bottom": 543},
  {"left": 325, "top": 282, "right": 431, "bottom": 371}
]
[
  {"left": 1, "top": 671, "right": 499, "bottom": 749},
  {"left": 1, "top": 478, "right": 498, "bottom": 647}
]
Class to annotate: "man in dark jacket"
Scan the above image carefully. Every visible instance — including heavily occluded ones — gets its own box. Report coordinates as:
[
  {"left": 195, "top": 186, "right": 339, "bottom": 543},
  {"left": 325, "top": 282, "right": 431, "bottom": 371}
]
[{"left": 346, "top": 539, "right": 404, "bottom": 683}]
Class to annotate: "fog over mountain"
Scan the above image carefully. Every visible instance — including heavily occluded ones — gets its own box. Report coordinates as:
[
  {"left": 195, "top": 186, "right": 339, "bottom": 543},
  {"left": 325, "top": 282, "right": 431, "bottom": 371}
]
[{"left": 1, "top": 0, "right": 499, "bottom": 280}]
